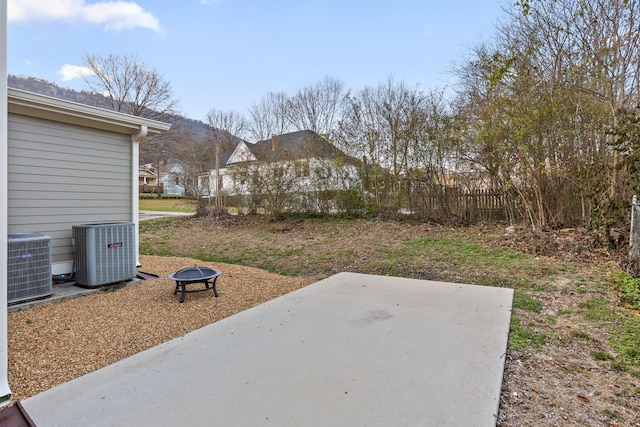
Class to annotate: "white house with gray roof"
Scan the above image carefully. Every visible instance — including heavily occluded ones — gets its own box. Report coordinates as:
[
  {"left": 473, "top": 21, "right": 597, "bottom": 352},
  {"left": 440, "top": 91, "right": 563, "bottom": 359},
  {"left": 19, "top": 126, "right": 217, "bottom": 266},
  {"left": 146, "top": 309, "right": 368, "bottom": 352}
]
[{"left": 198, "top": 130, "right": 361, "bottom": 210}]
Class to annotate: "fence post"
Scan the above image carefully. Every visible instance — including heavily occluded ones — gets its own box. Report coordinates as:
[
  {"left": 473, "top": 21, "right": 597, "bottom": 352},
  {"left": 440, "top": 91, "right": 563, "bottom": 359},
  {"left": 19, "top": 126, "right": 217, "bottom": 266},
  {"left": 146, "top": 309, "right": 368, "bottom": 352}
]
[{"left": 630, "top": 196, "right": 640, "bottom": 268}]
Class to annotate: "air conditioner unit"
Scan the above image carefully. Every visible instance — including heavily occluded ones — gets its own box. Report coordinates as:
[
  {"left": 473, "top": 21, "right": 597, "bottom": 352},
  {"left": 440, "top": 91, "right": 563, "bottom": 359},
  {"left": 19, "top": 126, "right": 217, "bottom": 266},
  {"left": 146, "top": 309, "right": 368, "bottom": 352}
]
[
  {"left": 73, "top": 222, "right": 136, "bottom": 287},
  {"left": 8, "top": 233, "right": 52, "bottom": 304}
]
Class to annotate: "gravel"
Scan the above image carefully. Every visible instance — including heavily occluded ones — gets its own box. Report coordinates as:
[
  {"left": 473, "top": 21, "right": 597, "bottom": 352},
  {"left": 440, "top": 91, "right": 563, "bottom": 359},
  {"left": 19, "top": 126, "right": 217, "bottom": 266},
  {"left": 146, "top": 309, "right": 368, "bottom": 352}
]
[{"left": 8, "top": 255, "right": 312, "bottom": 401}]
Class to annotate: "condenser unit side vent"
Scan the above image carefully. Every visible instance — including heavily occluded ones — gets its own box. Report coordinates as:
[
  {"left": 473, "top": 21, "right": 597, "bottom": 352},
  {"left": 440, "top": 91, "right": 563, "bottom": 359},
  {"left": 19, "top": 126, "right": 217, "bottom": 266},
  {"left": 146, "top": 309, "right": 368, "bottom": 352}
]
[
  {"left": 73, "top": 223, "right": 136, "bottom": 287},
  {"left": 8, "top": 233, "right": 52, "bottom": 304}
]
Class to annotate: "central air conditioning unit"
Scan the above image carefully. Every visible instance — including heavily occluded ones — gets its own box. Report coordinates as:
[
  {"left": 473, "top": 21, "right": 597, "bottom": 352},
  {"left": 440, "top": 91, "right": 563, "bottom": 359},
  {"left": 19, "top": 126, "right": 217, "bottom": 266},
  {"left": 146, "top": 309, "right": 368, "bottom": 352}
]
[
  {"left": 73, "top": 222, "right": 136, "bottom": 287},
  {"left": 8, "top": 233, "right": 52, "bottom": 304}
]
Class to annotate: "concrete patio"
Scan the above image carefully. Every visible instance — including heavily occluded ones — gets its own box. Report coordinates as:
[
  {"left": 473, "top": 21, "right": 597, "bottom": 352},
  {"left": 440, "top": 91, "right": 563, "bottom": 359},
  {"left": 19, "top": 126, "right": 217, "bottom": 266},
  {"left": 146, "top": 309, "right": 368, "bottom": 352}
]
[{"left": 21, "top": 272, "right": 513, "bottom": 426}]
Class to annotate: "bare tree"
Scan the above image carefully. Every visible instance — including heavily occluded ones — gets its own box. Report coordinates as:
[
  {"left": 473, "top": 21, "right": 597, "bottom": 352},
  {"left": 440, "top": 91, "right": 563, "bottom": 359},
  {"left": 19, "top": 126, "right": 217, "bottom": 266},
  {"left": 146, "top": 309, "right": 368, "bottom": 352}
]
[
  {"left": 174, "top": 139, "right": 216, "bottom": 216},
  {"left": 82, "top": 53, "right": 178, "bottom": 120},
  {"left": 83, "top": 53, "right": 181, "bottom": 190},
  {"left": 335, "top": 77, "right": 438, "bottom": 208},
  {"left": 286, "top": 76, "right": 347, "bottom": 135},
  {"left": 247, "top": 91, "right": 292, "bottom": 141},
  {"left": 205, "top": 109, "right": 247, "bottom": 214}
]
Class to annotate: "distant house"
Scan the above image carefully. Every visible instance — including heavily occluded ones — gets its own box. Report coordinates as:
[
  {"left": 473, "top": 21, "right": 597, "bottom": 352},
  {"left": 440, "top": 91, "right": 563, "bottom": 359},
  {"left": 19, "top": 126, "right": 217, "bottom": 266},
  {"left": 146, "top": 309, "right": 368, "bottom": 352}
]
[
  {"left": 195, "top": 149, "right": 235, "bottom": 199},
  {"left": 139, "top": 164, "right": 161, "bottom": 193},
  {"left": 8, "top": 88, "right": 171, "bottom": 276},
  {"left": 198, "top": 130, "right": 360, "bottom": 210},
  {"left": 139, "top": 158, "right": 186, "bottom": 195},
  {"left": 159, "top": 159, "right": 186, "bottom": 195}
]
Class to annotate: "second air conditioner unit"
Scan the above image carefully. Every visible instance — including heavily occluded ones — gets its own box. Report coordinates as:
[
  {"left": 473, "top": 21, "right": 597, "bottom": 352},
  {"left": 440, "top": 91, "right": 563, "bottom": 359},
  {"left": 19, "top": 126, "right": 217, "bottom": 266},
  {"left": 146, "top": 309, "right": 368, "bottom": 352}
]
[
  {"left": 8, "top": 232, "right": 52, "bottom": 304},
  {"left": 73, "top": 222, "right": 136, "bottom": 287}
]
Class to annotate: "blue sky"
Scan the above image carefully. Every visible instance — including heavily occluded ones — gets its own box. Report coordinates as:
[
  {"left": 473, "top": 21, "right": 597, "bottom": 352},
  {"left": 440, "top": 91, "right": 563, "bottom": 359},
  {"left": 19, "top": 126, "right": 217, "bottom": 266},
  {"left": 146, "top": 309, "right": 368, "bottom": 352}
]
[{"left": 7, "top": 0, "right": 509, "bottom": 121}]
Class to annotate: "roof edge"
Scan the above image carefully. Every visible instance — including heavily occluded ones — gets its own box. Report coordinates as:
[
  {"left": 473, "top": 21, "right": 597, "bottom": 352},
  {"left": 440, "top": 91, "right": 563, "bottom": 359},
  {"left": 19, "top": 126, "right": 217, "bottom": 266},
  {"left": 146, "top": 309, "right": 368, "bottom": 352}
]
[{"left": 7, "top": 88, "right": 171, "bottom": 136}]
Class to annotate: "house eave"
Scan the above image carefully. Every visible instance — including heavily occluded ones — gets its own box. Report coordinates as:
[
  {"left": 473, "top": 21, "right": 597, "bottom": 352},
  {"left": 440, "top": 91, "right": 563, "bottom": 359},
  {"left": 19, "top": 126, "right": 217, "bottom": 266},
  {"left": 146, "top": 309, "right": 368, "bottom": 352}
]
[{"left": 7, "top": 88, "right": 171, "bottom": 136}]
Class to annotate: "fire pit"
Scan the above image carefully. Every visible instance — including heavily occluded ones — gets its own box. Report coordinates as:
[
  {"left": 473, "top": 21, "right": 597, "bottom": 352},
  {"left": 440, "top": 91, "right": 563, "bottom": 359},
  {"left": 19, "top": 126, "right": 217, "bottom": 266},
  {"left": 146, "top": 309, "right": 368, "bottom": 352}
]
[{"left": 168, "top": 266, "right": 221, "bottom": 303}]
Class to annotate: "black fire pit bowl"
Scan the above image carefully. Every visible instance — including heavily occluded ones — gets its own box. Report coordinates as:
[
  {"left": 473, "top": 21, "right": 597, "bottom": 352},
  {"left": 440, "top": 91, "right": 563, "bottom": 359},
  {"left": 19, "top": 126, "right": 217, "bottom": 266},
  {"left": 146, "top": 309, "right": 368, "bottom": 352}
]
[
  {"left": 168, "top": 266, "right": 218, "bottom": 282},
  {"left": 168, "top": 266, "right": 221, "bottom": 303}
]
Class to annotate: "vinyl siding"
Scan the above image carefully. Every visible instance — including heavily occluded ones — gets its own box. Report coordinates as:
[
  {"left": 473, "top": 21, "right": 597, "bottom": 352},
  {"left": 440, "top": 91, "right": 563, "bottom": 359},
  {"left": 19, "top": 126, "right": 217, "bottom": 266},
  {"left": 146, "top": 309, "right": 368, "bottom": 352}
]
[{"left": 8, "top": 114, "right": 132, "bottom": 266}]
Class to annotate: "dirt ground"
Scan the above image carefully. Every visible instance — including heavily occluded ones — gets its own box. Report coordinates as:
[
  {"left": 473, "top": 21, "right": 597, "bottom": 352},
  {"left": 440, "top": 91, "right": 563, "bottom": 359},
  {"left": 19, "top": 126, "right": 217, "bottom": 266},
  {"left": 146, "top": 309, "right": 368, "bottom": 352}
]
[
  {"left": 475, "top": 226, "right": 640, "bottom": 426},
  {"left": 7, "top": 219, "right": 640, "bottom": 425}
]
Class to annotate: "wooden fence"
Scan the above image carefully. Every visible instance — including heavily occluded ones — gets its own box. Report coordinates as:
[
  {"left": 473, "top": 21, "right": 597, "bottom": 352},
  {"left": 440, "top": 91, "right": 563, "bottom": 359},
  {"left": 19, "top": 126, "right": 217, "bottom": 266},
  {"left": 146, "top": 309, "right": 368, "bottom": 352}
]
[{"left": 407, "top": 187, "right": 516, "bottom": 223}]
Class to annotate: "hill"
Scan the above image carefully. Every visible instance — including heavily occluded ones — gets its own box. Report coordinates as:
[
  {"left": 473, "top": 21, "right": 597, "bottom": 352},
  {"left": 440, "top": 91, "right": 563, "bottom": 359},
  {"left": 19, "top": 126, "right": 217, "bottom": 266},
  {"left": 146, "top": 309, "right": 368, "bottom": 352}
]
[{"left": 8, "top": 74, "right": 216, "bottom": 163}]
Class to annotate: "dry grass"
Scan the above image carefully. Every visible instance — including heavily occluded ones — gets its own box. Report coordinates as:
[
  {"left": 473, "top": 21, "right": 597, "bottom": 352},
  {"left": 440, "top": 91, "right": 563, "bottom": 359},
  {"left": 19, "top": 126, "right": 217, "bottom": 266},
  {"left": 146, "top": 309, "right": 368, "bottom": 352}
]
[
  {"left": 7, "top": 216, "right": 640, "bottom": 425},
  {"left": 8, "top": 255, "right": 311, "bottom": 401}
]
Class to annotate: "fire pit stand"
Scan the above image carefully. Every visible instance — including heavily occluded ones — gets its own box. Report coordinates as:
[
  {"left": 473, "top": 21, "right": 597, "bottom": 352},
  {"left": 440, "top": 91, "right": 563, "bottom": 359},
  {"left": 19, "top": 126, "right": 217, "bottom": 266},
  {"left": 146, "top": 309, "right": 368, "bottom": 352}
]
[{"left": 168, "top": 266, "right": 222, "bottom": 303}]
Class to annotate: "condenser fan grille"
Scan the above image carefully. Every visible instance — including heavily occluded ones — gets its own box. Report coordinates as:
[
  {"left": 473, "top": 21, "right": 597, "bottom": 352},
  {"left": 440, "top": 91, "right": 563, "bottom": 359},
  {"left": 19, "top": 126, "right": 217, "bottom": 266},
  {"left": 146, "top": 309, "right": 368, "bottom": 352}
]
[
  {"left": 8, "top": 233, "right": 52, "bottom": 304},
  {"left": 73, "top": 223, "right": 136, "bottom": 287}
]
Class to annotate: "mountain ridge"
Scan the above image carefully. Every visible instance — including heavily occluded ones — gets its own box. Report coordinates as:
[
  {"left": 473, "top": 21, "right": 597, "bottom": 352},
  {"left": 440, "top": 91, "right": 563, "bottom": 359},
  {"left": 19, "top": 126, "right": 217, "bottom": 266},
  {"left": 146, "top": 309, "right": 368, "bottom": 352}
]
[
  {"left": 7, "top": 74, "right": 221, "bottom": 164},
  {"left": 8, "top": 74, "right": 212, "bottom": 139}
]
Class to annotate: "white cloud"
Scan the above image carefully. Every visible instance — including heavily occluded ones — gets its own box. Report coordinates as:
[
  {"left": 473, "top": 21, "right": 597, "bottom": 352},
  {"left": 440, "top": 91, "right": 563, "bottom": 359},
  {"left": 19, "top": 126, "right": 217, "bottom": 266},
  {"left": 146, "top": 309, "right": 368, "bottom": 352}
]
[
  {"left": 57, "top": 64, "right": 95, "bottom": 81},
  {"left": 8, "top": 0, "right": 162, "bottom": 33}
]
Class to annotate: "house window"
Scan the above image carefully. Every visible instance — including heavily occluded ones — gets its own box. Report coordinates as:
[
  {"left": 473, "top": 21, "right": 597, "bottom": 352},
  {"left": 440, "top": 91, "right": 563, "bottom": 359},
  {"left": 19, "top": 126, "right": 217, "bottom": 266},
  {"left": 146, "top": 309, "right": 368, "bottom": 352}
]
[
  {"left": 315, "top": 165, "right": 332, "bottom": 179},
  {"left": 295, "top": 160, "right": 310, "bottom": 177}
]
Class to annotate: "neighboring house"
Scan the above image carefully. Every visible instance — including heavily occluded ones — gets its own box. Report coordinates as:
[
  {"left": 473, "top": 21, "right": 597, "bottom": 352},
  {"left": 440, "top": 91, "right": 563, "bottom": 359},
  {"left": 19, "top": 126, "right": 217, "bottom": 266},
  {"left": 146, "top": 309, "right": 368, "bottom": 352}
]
[
  {"left": 139, "top": 159, "right": 186, "bottom": 195},
  {"left": 199, "top": 130, "right": 360, "bottom": 208},
  {"left": 158, "top": 158, "right": 186, "bottom": 195},
  {"left": 8, "top": 88, "right": 171, "bottom": 276},
  {"left": 139, "top": 165, "right": 158, "bottom": 185},
  {"left": 196, "top": 151, "right": 234, "bottom": 198},
  {"left": 139, "top": 164, "right": 162, "bottom": 193}
]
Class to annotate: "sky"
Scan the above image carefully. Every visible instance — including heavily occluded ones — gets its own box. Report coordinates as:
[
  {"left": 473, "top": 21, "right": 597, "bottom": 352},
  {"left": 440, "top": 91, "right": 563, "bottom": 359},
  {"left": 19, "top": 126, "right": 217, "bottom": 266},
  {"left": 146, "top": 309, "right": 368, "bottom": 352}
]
[{"left": 7, "top": 0, "right": 510, "bottom": 122}]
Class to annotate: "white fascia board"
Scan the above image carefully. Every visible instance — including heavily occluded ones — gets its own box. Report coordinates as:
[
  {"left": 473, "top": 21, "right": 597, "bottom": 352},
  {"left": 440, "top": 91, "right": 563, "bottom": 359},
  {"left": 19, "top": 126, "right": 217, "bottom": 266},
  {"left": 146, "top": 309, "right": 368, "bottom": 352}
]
[{"left": 7, "top": 88, "right": 171, "bottom": 136}]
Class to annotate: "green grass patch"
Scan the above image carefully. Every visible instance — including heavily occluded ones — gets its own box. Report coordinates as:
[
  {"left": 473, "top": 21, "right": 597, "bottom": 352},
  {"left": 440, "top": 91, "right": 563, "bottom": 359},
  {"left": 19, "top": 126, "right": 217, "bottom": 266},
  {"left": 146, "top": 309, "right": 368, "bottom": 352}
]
[
  {"left": 602, "top": 408, "right": 623, "bottom": 421},
  {"left": 380, "top": 237, "right": 550, "bottom": 288},
  {"left": 513, "top": 290, "right": 544, "bottom": 312},
  {"left": 570, "top": 330, "right": 591, "bottom": 340},
  {"left": 610, "top": 271, "right": 640, "bottom": 309},
  {"left": 403, "top": 237, "right": 533, "bottom": 269},
  {"left": 139, "top": 198, "right": 196, "bottom": 212},
  {"left": 610, "top": 314, "right": 640, "bottom": 367},
  {"left": 579, "top": 298, "right": 617, "bottom": 323},
  {"left": 591, "top": 350, "right": 614, "bottom": 361},
  {"left": 577, "top": 296, "right": 640, "bottom": 369},
  {"left": 508, "top": 316, "right": 545, "bottom": 351},
  {"left": 138, "top": 217, "right": 180, "bottom": 233}
]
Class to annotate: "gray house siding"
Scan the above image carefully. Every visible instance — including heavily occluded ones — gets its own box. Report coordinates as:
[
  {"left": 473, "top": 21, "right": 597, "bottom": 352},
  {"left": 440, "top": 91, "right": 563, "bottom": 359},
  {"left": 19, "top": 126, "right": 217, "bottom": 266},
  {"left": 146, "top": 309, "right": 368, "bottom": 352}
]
[{"left": 8, "top": 113, "right": 132, "bottom": 272}]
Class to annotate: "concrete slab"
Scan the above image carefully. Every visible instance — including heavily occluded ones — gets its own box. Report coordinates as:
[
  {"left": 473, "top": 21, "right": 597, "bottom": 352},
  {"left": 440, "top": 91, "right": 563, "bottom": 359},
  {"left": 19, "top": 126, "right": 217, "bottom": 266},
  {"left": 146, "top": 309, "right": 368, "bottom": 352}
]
[
  {"left": 139, "top": 210, "right": 194, "bottom": 221},
  {"left": 8, "top": 280, "right": 141, "bottom": 313},
  {"left": 22, "top": 273, "right": 513, "bottom": 427}
]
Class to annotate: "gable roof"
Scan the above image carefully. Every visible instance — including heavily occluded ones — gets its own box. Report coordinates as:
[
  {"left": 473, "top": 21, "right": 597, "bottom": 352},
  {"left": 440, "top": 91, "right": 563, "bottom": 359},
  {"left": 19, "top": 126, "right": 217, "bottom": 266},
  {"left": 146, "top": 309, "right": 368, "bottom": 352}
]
[
  {"left": 219, "top": 152, "right": 233, "bottom": 168},
  {"left": 138, "top": 166, "right": 156, "bottom": 176},
  {"left": 227, "top": 141, "right": 257, "bottom": 165},
  {"left": 247, "top": 130, "right": 348, "bottom": 162}
]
